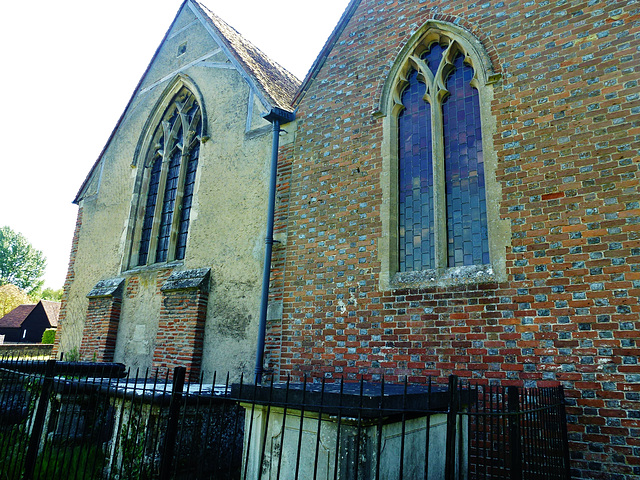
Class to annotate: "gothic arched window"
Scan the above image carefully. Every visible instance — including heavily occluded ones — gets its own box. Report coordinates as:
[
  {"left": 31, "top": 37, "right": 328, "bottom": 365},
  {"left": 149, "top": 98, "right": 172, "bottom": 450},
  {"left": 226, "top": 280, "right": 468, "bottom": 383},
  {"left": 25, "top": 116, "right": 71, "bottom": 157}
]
[
  {"left": 378, "top": 23, "right": 506, "bottom": 288},
  {"left": 398, "top": 41, "right": 488, "bottom": 272},
  {"left": 137, "top": 87, "right": 202, "bottom": 266}
]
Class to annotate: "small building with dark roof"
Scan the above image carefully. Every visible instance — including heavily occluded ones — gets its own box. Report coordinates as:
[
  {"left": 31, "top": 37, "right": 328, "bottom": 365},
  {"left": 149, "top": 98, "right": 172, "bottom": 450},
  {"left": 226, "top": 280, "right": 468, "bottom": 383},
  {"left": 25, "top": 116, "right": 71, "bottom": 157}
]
[{"left": 0, "top": 300, "right": 60, "bottom": 343}]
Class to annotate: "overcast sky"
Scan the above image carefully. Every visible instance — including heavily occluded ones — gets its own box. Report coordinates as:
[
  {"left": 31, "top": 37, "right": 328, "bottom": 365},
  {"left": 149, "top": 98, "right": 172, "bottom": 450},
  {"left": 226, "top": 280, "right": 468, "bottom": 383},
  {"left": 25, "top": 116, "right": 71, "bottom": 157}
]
[{"left": 0, "top": 0, "right": 351, "bottom": 290}]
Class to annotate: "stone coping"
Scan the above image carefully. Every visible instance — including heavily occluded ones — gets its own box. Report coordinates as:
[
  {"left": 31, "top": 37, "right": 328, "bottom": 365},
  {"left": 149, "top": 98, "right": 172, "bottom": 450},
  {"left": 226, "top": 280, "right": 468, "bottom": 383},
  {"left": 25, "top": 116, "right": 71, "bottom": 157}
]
[{"left": 231, "top": 381, "right": 454, "bottom": 418}]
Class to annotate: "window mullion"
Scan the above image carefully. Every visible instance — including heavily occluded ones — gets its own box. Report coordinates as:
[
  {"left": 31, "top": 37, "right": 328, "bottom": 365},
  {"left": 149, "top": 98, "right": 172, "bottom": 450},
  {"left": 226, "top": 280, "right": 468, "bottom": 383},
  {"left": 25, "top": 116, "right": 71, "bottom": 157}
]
[
  {"left": 149, "top": 152, "right": 170, "bottom": 265},
  {"left": 169, "top": 143, "right": 190, "bottom": 262},
  {"left": 430, "top": 93, "right": 448, "bottom": 273}
]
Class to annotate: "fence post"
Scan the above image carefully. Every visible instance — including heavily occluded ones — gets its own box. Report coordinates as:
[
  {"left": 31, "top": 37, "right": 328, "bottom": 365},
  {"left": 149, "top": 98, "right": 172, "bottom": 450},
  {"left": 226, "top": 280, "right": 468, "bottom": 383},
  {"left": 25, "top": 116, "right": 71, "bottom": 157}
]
[
  {"left": 160, "top": 366, "right": 186, "bottom": 480},
  {"left": 557, "top": 385, "right": 572, "bottom": 480},
  {"left": 507, "top": 386, "right": 522, "bottom": 480},
  {"left": 445, "top": 375, "right": 459, "bottom": 480},
  {"left": 23, "top": 359, "right": 56, "bottom": 480}
]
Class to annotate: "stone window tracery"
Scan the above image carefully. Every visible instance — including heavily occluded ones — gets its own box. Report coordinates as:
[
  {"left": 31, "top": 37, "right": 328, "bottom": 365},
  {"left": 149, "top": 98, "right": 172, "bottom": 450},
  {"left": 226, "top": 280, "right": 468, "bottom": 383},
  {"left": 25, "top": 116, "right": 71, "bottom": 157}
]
[
  {"left": 379, "top": 23, "right": 507, "bottom": 288},
  {"left": 137, "top": 87, "right": 202, "bottom": 266},
  {"left": 397, "top": 39, "right": 488, "bottom": 272}
]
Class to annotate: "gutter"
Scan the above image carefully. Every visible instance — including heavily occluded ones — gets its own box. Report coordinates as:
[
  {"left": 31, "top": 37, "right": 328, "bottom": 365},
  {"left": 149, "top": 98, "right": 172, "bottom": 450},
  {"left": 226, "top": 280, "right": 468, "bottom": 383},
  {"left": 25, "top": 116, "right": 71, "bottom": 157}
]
[{"left": 254, "top": 107, "right": 296, "bottom": 384}]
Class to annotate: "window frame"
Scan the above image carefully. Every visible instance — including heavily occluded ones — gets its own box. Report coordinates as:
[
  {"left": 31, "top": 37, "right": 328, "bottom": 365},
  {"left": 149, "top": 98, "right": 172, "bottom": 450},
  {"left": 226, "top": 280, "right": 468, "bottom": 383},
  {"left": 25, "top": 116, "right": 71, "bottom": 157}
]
[
  {"left": 377, "top": 21, "right": 508, "bottom": 289},
  {"left": 124, "top": 77, "right": 207, "bottom": 271}
]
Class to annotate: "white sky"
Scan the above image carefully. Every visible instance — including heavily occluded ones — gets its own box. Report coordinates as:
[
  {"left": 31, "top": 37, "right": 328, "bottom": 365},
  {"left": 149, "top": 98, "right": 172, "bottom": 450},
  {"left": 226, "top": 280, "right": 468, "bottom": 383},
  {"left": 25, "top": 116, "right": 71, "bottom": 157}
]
[{"left": 0, "top": 0, "right": 351, "bottom": 289}]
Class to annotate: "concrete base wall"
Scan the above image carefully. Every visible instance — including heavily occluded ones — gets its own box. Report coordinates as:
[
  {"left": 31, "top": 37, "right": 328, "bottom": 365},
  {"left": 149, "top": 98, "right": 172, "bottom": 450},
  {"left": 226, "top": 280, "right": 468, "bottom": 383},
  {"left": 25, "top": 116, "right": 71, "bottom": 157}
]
[
  {"left": 241, "top": 405, "right": 466, "bottom": 480},
  {"left": 0, "top": 343, "right": 53, "bottom": 359}
]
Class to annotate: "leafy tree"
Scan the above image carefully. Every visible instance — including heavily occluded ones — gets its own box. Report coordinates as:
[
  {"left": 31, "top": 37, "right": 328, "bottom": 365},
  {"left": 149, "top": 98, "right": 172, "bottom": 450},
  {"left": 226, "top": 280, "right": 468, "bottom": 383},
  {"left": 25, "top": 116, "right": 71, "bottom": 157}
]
[
  {"left": 0, "top": 226, "right": 46, "bottom": 293},
  {"left": 38, "top": 288, "right": 64, "bottom": 302},
  {"left": 0, "top": 283, "right": 30, "bottom": 316}
]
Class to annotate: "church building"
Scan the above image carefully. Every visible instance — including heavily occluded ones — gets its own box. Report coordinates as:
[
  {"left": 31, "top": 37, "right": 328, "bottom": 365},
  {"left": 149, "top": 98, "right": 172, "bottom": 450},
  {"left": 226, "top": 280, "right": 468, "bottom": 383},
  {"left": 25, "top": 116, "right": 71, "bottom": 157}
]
[
  {"left": 55, "top": 1, "right": 639, "bottom": 479},
  {"left": 53, "top": 0, "right": 299, "bottom": 380}
]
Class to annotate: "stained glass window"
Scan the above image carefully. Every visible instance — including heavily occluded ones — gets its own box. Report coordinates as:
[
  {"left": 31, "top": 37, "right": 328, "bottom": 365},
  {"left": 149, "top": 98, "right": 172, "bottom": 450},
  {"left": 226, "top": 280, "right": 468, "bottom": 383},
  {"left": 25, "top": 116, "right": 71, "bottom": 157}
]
[
  {"left": 136, "top": 87, "right": 202, "bottom": 266},
  {"left": 398, "top": 70, "right": 433, "bottom": 271},
  {"left": 156, "top": 145, "right": 181, "bottom": 263},
  {"left": 176, "top": 143, "right": 199, "bottom": 260},
  {"left": 397, "top": 41, "right": 489, "bottom": 272},
  {"left": 138, "top": 157, "right": 161, "bottom": 265},
  {"left": 443, "top": 54, "right": 489, "bottom": 267}
]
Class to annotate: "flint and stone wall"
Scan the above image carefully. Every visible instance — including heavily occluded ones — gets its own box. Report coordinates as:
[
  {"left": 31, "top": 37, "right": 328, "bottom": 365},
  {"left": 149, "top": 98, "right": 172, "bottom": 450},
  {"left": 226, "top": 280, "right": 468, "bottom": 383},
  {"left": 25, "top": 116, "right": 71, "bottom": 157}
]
[{"left": 272, "top": 2, "right": 640, "bottom": 479}]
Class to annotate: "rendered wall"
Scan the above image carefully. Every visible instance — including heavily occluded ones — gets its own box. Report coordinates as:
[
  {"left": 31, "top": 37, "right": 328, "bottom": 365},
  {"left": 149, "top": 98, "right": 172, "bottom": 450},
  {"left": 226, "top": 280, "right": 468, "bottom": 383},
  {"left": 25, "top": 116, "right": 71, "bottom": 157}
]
[{"left": 57, "top": 4, "right": 284, "bottom": 379}]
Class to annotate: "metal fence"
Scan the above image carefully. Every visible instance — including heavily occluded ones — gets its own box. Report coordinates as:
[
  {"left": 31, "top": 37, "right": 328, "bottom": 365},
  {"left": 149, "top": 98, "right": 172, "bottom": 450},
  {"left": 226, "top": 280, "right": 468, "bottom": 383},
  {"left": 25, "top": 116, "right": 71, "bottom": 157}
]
[
  {"left": 0, "top": 358, "right": 570, "bottom": 479},
  {"left": 458, "top": 377, "right": 571, "bottom": 480}
]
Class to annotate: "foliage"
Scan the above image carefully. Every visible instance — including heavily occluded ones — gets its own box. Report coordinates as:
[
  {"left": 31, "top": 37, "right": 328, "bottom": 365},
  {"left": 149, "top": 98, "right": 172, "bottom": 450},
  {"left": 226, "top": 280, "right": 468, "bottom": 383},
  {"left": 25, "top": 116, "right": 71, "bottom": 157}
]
[
  {"left": 0, "top": 283, "right": 62, "bottom": 317},
  {"left": 0, "top": 428, "right": 106, "bottom": 480},
  {"left": 117, "top": 420, "right": 150, "bottom": 479},
  {"left": 0, "top": 423, "right": 27, "bottom": 479},
  {"left": 0, "top": 283, "right": 31, "bottom": 316},
  {"left": 42, "top": 328, "right": 56, "bottom": 344},
  {"left": 29, "top": 287, "right": 64, "bottom": 303},
  {"left": 64, "top": 346, "right": 80, "bottom": 362},
  {"left": 0, "top": 226, "right": 46, "bottom": 293},
  {"left": 39, "top": 287, "right": 63, "bottom": 301},
  {"left": 34, "top": 442, "right": 106, "bottom": 480}
]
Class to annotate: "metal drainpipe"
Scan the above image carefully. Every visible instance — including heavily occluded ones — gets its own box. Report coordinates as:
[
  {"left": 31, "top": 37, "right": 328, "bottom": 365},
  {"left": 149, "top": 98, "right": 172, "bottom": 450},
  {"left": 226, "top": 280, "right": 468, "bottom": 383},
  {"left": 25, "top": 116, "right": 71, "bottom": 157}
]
[{"left": 255, "top": 107, "right": 295, "bottom": 384}]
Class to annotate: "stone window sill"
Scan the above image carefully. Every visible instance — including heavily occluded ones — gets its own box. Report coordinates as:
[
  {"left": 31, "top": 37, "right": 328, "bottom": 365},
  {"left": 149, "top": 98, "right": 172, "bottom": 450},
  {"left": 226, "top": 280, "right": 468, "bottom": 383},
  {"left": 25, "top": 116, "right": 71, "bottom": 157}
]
[
  {"left": 122, "top": 260, "right": 184, "bottom": 276},
  {"left": 390, "top": 264, "right": 496, "bottom": 289}
]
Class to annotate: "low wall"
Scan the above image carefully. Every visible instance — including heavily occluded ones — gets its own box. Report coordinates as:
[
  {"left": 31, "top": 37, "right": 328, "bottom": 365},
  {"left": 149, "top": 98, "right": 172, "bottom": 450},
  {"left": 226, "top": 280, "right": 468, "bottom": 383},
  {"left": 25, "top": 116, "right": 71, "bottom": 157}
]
[
  {"left": 241, "top": 406, "right": 460, "bottom": 480},
  {"left": 0, "top": 343, "right": 53, "bottom": 359}
]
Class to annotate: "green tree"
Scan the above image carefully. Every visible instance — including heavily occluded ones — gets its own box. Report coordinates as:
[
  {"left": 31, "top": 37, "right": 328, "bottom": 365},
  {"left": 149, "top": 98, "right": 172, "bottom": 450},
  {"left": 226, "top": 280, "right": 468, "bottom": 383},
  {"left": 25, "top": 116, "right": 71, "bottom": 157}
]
[
  {"left": 38, "top": 287, "right": 63, "bottom": 302},
  {"left": 0, "top": 283, "right": 31, "bottom": 316},
  {"left": 42, "top": 328, "right": 56, "bottom": 344},
  {"left": 0, "top": 226, "right": 46, "bottom": 293}
]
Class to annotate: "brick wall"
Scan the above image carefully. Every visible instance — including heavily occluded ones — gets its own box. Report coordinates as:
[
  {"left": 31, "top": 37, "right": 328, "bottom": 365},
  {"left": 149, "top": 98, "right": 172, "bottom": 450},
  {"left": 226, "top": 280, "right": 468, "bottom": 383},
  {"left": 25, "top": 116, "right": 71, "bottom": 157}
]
[
  {"left": 152, "top": 289, "right": 208, "bottom": 381},
  {"left": 273, "top": 1, "right": 640, "bottom": 479},
  {"left": 79, "top": 295, "right": 122, "bottom": 362},
  {"left": 52, "top": 207, "right": 83, "bottom": 359},
  {"left": 264, "top": 141, "right": 295, "bottom": 372},
  {"left": 79, "top": 277, "right": 125, "bottom": 362},
  {"left": 0, "top": 344, "right": 53, "bottom": 359},
  {"left": 152, "top": 268, "right": 210, "bottom": 381}
]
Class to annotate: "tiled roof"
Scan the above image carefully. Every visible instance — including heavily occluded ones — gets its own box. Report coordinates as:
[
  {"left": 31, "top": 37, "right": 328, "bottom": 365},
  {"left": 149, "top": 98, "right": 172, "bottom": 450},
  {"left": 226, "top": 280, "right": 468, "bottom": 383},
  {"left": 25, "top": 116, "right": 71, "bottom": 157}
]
[
  {"left": 0, "top": 304, "right": 36, "bottom": 328},
  {"left": 40, "top": 300, "right": 61, "bottom": 327},
  {"left": 192, "top": 1, "right": 300, "bottom": 111},
  {"left": 0, "top": 300, "right": 61, "bottom": 329}
]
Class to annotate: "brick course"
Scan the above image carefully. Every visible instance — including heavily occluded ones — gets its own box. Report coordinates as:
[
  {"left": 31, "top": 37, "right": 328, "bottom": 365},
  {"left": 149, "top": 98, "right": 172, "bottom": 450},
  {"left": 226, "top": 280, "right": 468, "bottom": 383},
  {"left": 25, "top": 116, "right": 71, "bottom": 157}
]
[
  {"left": 152, "top": 273, "right": 209, "bottom": 381},
  {"left": 79, "top": 295, "right": 122, "bottom": 362},
  {"left": 52, "top": 207, "right": 83, "bottom": 360},
  {"left": 271, "top": 1, "right": 640, "bottom": 479}
]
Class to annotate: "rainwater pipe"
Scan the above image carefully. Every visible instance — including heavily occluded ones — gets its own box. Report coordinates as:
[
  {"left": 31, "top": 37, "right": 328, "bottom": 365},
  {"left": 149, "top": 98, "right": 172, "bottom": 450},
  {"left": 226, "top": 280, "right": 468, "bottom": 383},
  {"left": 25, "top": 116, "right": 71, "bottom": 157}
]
[{"left": 254, "top": 107, "right": 295, "bottom": 384}]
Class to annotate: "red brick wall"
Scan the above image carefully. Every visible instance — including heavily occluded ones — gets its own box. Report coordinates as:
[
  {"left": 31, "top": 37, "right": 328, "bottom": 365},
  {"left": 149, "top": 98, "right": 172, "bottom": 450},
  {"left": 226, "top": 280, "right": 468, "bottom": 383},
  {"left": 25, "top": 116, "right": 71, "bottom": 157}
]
[
  {"left": 273, "top": 1, "right": 640, "bottom": 479},
  {"left": 264, "top": 141, "right": 295, "bottom": 373},
  {"left": 152, "top": 288, "right": 208, "bottom": 381},
  {"left": 52, "top": 207, "right": 83, "bottom": 359},
  {"left": 79, "top": 295, "right": 122, "bottom": 362}
]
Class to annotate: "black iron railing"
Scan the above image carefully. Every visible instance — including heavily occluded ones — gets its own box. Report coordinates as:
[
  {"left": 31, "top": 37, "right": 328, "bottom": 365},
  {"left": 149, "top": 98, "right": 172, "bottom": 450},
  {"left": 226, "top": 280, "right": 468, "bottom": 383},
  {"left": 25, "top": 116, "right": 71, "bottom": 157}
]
[
  {"left": 457, "top": 378, "right": 571, "bottom": 480},
  {"left": 0, "top": 358, "right": 571, "bottom": 479}
]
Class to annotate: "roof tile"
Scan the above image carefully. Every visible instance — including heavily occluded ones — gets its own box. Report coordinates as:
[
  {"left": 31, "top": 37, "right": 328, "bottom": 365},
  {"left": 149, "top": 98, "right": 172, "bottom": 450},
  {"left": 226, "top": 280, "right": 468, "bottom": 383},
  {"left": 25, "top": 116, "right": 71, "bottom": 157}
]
[
  {"left": 192, "top": 1, "right": 300, "bottom": 111},
  {"left": 40, "top": 300, "right": 61, "bottom": 327},
  {"left": 0, "top": 304, "right": 36, "bottom": 328}
]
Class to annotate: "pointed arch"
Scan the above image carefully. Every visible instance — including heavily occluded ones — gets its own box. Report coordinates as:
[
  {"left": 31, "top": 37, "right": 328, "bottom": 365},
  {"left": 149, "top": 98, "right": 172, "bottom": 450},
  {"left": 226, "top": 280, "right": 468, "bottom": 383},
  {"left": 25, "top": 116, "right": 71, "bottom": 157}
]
[
  {"left": 125, "top": 76, "right": 206, "bottom": 269},
  {"left": 378, "top": 20, "right": 499, "bottom": 118},
  {"left": 132, "top": 74, "right": 208, "bottom": 168},
  {"left": 378, "top": 21, "right": 508, "bottom": 289}
]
